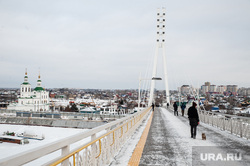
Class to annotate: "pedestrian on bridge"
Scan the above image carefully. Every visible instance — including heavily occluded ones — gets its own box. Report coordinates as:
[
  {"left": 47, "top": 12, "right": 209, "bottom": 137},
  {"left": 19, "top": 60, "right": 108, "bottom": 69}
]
[
  {"left": 181, "top": 102, "right": 186, "bottom": 116},
  {"left": 173, "top": 102, "right": 178, "bottom": 116},
  {"left": 188, "top": 102, "right": 199, "bottom": 139},
  {"left": 151, "top": 103, "right": 155, "bottom": 111}
]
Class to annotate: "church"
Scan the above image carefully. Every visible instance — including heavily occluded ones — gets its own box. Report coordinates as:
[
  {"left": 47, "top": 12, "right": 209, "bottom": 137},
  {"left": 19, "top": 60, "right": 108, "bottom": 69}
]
[{"left": 8, "top": 70, "right": 50, "bottom": 112}]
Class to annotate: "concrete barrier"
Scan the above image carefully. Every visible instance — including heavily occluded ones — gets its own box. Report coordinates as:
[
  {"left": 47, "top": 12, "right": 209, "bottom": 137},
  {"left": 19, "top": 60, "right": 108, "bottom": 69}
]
[{"left": 0, "top": 117, "right": 107, "bottom": 129}]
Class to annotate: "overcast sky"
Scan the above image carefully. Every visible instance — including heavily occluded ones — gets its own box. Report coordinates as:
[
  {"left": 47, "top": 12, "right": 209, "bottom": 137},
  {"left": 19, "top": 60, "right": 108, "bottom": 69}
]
[{"left": 0, "top": 0, "right": 250, "bottom": 90}]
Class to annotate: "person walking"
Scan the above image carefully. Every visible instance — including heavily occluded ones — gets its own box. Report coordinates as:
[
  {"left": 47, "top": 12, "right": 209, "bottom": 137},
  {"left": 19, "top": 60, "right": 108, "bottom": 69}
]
[
  {"left": 188, "top": 102, "right": 199, "bottom": 139},
  {"left": 152, "top": 103, "right": 155, "bottom": 111},
  {"left": 181, "top": 102, "right": 186, "bottom": 116},
  {"left": 173, "top": 102, "right": 178, "bottom": 116}
]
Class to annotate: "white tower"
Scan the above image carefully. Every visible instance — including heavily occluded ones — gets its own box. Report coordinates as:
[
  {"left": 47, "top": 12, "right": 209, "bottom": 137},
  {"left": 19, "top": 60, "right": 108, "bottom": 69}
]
[
  {"left": 148, "top": 7, "right": 170, "bottom": 106},
  {"left": 20, "top": 69, "right": 31, "bottom": 98},
  {"left": 34, "top": 72, "right": 43, "bottom": 91}
]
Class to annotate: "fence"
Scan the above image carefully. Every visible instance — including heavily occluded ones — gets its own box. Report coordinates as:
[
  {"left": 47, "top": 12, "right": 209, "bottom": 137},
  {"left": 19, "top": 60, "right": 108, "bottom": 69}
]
[
  {"left": 168, "top": 104, "right": 250, "bottom": 139},
  {"left": 199, "top": 110, "right": 250, "bottom": 139},
  {"left": 0, "top": 107, "right": 151, "bottom": 166}
]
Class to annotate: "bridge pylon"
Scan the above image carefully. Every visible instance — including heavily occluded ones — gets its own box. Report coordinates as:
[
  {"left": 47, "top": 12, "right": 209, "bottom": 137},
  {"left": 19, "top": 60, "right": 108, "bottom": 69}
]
[{"left": 148, "top": 7, "right": 170, "bottom": 106}]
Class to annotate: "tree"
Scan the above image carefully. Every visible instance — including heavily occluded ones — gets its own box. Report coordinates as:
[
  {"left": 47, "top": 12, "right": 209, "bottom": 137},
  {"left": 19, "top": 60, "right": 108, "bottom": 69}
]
[{"left": 71, "top": 103, "right": 78, "bottom": 112}]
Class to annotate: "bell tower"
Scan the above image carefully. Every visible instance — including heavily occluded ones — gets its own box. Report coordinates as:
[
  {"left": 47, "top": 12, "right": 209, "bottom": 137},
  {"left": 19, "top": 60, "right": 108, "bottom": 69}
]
[{"left": 20, "top": 69, "right": 31, "bottom": 98}]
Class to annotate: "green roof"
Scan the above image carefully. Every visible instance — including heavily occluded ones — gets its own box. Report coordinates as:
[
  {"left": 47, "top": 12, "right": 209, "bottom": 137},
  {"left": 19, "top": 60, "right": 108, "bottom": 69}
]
[
  {"left": 34, "top": 87, "right": 44, "bottom": 91},
  {"left": 22, "top": 82, "right": 30, "bottom": 85},
  {"left": 24, "top": 76, "right": 28, "bottom": 78},
  {"left": 37, "top": 80, "right": 41, "bottom": 82}
]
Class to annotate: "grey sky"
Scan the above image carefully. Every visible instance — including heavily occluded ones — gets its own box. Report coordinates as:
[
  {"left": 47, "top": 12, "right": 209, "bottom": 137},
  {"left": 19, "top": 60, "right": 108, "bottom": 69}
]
[{"left": 0, "top": 0, "right": 249, "bottom": 90}]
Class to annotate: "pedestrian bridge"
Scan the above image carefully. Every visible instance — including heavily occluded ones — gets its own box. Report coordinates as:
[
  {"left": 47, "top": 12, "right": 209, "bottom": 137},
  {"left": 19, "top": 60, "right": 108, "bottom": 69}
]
[{"left": 0, "top": 107, "right": 249, "bottom": 166}]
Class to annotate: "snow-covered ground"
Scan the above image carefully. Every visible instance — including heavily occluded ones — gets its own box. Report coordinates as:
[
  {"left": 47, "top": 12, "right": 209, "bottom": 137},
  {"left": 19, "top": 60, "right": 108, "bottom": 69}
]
[
  {"left": 112, "top": 107, "right": 250, "bottom": 165},
  {"left": 0, "top": 124, "right": 89, "bottom": 165},
  {"left": 110, "top": 112, "right": 152, "bottom": 165}
]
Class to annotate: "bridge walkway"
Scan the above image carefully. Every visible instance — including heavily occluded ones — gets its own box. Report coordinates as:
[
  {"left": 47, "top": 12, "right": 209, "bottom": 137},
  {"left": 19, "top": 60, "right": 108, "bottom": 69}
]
[{"left": 137, "top": 107, "right": 250, "bottom": 166}]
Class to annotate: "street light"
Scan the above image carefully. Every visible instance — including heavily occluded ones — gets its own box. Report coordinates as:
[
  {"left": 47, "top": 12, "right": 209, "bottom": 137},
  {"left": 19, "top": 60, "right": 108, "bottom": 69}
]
[
  {"left": 138, "top": 77, "right": 162, "bottom": 110},
  {"left": 152, "top": 77, "right": 162, "bottom": 80}
]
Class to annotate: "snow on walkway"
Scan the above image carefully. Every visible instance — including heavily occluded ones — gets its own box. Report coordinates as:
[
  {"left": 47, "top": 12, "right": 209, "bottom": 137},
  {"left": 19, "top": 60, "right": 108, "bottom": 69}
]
[{"left": 139, "top": 107, "right": 249, "bottom": 166}]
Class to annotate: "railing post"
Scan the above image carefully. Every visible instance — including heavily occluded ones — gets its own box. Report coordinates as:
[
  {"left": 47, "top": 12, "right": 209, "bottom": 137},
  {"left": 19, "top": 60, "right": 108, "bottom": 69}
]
[
  {"left": 61, "top": 145, "right": 70, "bottom": 166},
  {"left": 222, "top": 117, "right": 225, "bottom": 130},
  {"left": 231, "top": 118, "right": 233, "bottom": 134},
  {"left": 91, "top": 133, "right": 97, "bottom": 165},
  {"left": 211, "top": 113, "right": 214, "bottom": 126},
  {"left": 105, "top": 127, "right": 111, "bottom": 165},
  {"left": 204, "top": 111, "right": 206, "bottom": 123},
  {"left": 240, "top": 120, "right": 243, "bottom": 138}
]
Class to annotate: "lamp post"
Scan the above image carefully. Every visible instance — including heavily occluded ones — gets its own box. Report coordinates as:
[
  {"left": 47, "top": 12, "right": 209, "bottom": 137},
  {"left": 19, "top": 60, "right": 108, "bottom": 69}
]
[
  {"left": 138, "top": 77, "right": 162, "bottom": 110},
  {"left": 152, "top": 77, "right": 162, "bottom": 81}
]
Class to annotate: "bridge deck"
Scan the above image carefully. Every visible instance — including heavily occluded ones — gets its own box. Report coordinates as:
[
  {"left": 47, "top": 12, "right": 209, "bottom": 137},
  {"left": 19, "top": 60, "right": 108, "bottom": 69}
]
[{"left": 138, "top": 107, "right": 250, "bottom": 166}]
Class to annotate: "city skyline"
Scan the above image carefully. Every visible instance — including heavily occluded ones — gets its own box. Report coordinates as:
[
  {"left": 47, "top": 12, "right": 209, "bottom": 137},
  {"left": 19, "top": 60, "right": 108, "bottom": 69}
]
[{"left": 0, "top": 0, "right": 250, "bottom": 90}]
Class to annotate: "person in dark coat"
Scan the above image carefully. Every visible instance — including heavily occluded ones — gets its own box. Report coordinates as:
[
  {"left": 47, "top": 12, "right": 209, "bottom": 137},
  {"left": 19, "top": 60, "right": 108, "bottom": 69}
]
[
  {"left": 173, "top": 102, "right": 178, "bottom": 116},
  {"left": 188, "top": 102, "right": 199, "bottom": 139},
  {"left": 181, "top": 102, "right": 186, "bottom": 116},
  {"left": 151, "top": 103, "right": 155, "bottom": 111}
]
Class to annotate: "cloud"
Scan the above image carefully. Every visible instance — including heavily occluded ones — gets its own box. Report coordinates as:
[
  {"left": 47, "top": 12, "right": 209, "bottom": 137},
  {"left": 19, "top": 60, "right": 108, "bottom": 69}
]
[{"left": 0, "top": 0, "right": 250, "bottom": 90}]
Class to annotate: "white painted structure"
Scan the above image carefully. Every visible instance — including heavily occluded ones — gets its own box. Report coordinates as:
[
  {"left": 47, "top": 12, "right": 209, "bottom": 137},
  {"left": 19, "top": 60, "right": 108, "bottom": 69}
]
[
  {"left": 7, "top": 70, "right": 49, "bottom": 112},
  {"left": 149, "top": 7, "right": 170, "bottom": 106},
  {"left": 0, "top": 107, "right": 151, "bottom": 166}
]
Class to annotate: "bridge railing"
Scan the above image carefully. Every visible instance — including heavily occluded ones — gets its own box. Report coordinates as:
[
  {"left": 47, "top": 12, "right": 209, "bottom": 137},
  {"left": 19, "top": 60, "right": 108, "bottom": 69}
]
[
  {"left": 0, "top": 107, "right": 151, "bottom": 166},
  {"left": 168, "top": 104, "right": 250, "bottom": 139},
  {"left": 199, "top": 110, "right": 250, "bottom": 139}
]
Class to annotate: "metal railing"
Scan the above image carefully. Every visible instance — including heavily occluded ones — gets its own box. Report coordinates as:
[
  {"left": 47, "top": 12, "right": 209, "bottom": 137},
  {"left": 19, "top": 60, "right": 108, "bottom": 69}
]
[
  {"left": 199, "top": 110, "right": 250, "bottom": 139},
  {"left": 0, "top": 107, "right": 151, "bottom": 166},
  {"left": 168, "top": 104, "right": 250, "bottom": 139}
]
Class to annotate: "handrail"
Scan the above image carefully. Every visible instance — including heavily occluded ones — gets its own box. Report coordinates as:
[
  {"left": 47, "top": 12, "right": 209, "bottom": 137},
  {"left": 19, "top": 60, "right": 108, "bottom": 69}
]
[
  {"left": 0, "top": 107, "right": 151, "bottom": 166},
  {"left": 198, "top": 109, "right": 250, "bottom": 139},
  {"left": 95, "top": 140, "right": 102, "bottom": 158},
  {"left": 119, "top": 126, "right": 123, "bottom": 138},
  {"left": 125, "top": 122, "right": 129, "bottom": 133},
  {"left": 110, "top": 131, "right": 115, "bottom": 146},
  {"left": 48, "top": 107, "right": 152, "bottom": 166}
]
